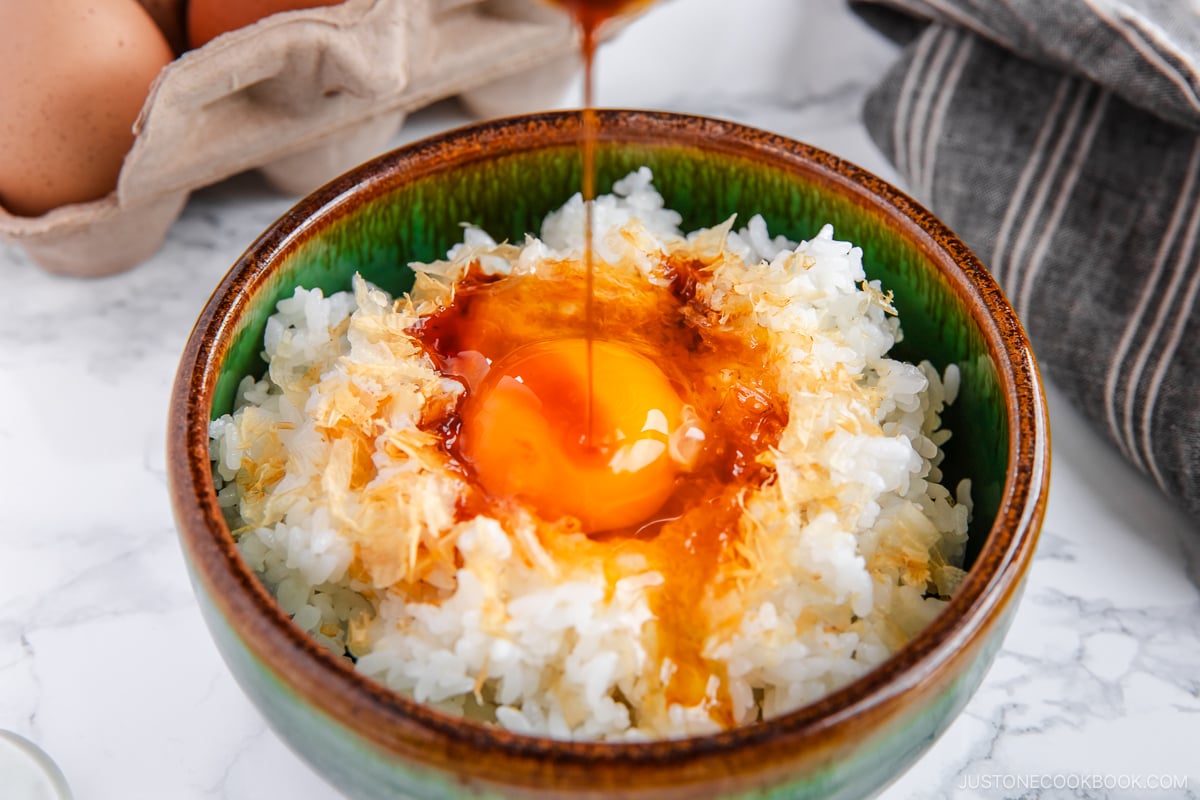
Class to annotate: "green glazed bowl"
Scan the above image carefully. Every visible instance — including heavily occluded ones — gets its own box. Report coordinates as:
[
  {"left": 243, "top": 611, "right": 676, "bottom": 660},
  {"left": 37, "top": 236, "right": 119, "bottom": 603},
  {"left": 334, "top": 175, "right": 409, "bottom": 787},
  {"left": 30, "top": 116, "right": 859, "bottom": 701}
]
[{"left": 168, "top": 110, "right": 1049, "bottom": 799}]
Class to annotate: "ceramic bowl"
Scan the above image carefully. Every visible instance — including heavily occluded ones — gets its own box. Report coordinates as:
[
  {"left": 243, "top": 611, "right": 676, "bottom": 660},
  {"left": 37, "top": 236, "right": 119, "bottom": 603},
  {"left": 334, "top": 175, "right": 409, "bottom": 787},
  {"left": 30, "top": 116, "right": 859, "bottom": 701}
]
[{"left": 168, "top": 110, "right": 1049, "bottom": 799}]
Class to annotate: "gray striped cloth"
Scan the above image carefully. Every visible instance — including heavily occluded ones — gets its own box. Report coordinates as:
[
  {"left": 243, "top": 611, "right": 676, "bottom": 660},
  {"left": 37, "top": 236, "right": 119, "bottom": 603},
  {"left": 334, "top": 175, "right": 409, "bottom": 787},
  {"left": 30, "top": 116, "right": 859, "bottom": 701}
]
[{"left": 851, "top": 0, "right": 1200, "bottom": 524}]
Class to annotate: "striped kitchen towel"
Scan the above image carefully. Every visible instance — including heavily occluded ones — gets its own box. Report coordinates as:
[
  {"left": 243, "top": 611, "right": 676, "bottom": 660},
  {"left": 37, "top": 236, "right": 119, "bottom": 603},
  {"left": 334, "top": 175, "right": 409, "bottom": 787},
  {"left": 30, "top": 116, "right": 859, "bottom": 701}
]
[{"left": 851, "top": 0, "right": 1200, "bottom": 523}]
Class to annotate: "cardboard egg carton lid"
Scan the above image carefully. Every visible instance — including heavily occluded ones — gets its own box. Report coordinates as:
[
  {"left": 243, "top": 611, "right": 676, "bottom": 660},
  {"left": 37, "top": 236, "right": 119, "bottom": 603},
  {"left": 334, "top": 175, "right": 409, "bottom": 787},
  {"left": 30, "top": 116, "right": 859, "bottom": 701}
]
[{"left": 0, "top": 0, "right": 583, "bottom": 277}]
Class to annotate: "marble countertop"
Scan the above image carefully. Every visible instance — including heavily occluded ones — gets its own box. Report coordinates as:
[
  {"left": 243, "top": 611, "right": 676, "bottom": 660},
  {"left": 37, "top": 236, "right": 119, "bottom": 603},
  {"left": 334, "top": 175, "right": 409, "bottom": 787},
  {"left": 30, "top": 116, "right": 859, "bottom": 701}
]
[{"left": 2, "top": 1, "right": 1198, "bottom": 798}]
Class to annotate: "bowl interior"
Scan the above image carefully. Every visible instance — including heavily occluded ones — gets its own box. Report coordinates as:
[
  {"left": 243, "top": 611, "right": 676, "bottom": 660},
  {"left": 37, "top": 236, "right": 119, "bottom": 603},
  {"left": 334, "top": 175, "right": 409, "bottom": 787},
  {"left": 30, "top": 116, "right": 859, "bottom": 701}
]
[{"left": 212, "top": 115, "right": 1008, "bottom": 558}]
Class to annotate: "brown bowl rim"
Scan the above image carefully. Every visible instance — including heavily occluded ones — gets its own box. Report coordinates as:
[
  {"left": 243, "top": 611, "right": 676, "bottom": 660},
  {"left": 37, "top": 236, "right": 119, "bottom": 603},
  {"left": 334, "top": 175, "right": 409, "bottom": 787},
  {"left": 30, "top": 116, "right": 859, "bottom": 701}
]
[{"left": 168, "top": 109, "right": 1048, "bottom": 777}]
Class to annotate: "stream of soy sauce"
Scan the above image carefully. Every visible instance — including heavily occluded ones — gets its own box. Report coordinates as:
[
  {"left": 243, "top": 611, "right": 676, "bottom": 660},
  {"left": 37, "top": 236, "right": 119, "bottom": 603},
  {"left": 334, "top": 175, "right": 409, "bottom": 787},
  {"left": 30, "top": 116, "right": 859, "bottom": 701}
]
[{"left": 547, "top": 0, "right": 655, "bottom": 445}]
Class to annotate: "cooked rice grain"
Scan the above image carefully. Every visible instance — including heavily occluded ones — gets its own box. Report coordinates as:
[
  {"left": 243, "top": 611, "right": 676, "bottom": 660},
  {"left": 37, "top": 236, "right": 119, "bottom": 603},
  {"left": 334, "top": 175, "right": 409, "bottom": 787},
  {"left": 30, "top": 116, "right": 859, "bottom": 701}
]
[{"left": 210, "top": 168, "right": 971, "bottom": 740}]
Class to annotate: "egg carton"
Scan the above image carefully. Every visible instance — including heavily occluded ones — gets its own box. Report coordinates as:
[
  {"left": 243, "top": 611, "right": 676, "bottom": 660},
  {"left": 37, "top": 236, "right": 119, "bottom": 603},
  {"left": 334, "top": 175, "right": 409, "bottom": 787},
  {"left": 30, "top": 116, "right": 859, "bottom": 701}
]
[{"left": 0, "top": 0, "right": 582, "bottom": 277}]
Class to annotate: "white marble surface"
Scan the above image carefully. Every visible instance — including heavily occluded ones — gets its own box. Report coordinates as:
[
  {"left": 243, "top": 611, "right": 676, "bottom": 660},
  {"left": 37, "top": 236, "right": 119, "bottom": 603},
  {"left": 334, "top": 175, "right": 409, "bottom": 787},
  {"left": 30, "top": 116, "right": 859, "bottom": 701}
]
[{"left": 2, "top": 1, "right": 1198, "bottom": 798}]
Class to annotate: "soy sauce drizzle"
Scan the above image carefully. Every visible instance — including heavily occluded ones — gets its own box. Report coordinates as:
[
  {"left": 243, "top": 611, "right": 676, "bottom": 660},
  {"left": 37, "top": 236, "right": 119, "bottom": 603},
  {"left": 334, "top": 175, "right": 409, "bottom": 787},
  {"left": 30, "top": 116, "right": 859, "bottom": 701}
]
[{"left": 551, "top": 0, "right": 655, "bottom": 445}]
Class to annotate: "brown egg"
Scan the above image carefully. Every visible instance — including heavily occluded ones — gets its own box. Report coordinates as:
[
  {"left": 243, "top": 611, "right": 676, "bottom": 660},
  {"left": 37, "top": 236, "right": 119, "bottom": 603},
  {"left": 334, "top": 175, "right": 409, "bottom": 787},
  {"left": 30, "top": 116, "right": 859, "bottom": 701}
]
[
  {"left": 134, "top": 0, "right": 187, "bottom": 54},
  {"left": 0, "top": 0, "right": 173, "bottom": 218},
  {"left": 187, "top": 0, "right": 344, "bottom": 50}
]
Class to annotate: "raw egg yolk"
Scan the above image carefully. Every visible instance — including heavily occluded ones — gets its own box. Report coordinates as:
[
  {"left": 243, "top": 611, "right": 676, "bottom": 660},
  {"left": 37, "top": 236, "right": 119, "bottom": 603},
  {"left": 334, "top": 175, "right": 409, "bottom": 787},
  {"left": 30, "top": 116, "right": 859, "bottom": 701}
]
[{"left": 457, "top": 338, "right": 700, "bottom": 533}]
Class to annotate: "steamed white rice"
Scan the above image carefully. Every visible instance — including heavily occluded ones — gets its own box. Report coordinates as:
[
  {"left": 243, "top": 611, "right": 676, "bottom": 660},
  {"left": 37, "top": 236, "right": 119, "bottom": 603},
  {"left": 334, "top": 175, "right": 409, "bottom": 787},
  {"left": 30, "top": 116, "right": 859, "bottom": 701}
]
[{"left": 209, "top": 168, "right": 971, "bottom": 741}]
